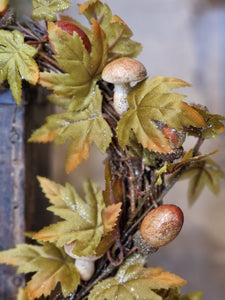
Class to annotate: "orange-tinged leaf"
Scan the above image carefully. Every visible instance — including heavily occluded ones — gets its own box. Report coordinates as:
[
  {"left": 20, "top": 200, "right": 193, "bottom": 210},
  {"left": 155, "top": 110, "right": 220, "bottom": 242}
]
[
  {"left": 35, "top": 178, "right": 106, "bottom": 257},
  {"left": 88, "top": 253, "right": 187, "bottom": 299},
  {"left": 39, "top": 19, "right": 108, "bottom": 112},
  {"left": 30, "top": 129, "right": 56, "bottom": 143},
  {"left": 111, "top": 15, "right": 127, "bottom": 26},
  {"left": 65, "top": 141, "right": 90, "bottom": 173},
  {"left": 79, "top": 0, "right": 98, "bottom": 14},
  {"left": 188, "top": 106, "right": 225, "bottom": 139},
  {"left": 29, "top": 85, "right": 112, "bottom": 172},
  {"left": 101, "top": 202, "right": 122, "bottom": 234},
  {"left": 143, "top": 267, "right": 187, "bottom": 289},
  {"left": 117, "top": 76, "right": 206, "bottom": 154},
  {"left": 79, "top": 0, "right": 142, "bottom": 59},
  {"left": 95, "top": 202, "right": 122, "bottom": 256},
  {"left": 0, "top": 243, "right": 80, "bottom": 299},
  {"left": 180, "top": 102, "right": 206, "bottom": 128}
]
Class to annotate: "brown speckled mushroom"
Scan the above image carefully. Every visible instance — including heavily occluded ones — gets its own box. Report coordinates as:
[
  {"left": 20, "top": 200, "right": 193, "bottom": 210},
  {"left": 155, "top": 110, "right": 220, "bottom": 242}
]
[
  {"left": 134, "top": 205, "right": 184, "bottom": 255},
  {"left": 102, "top": 57, "right": 147, "bottom": 116}
]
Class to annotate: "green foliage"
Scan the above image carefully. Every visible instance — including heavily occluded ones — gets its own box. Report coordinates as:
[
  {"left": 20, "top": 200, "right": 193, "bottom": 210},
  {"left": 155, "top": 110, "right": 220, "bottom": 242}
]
[
  {"left": 34, "top": 177, "right": 106, "bottom": 257},
  {"left": 32, "top": 0, "right": 71, "bottom": 21},
  {"left": 88, "top": 254, "right": 187, "bottom": 300},
  {"left": 1, "top": 1, "right": 225, "bottom": 299},
  {"left": 189, "top": 106, "right": 225, "bottom": 139},
  {"left": 117, "top": 77, "right": 206, "bottom": 153},
  {"left": 179, "top": 157, "right": 225, "bottom": 205},
  {"left": 166, "top": 149, "right": 218, "bottom": 174},
  {"left": 29, "top": 85, "right": 112, "bottom": 172},
  {"left": 0, "top": 30, "right": 39, "bottom": 104},
  {"left": 40, "top": 20, "right": 108, "bottom": 112},
  {"left": 0, "top": 242, "right": 80, "bottom": 299},
  {"left": 79, "top": 0, "right": 142, "bottom": 59}
]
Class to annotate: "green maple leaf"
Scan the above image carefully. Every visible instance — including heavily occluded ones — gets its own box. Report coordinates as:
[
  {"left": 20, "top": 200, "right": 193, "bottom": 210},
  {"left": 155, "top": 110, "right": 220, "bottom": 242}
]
[
  {"left": 29, "top": 85, "right": 112, "bottom": 172},
  {"left": 88, "top": 254, "right": 187, "bottom": 300},
  {"left": 188, "top": 106, "right": 225, "bottom": 139},
  {"left": 79, "top": 0, "right": 142, "bottom": 59},
  {"left": 178, "top": 157, "right": 225, "bottom": 205},
  {"left": 32, "top": 0, "right": 71, "bottom": 21},
  {"left": 34, "top": 177, "right": 106, "bottom": 257},
  {"left": 0, "top": 242, "right": 80, "bottom": 299},
  {"left": 39, "top": 19, "right": 108, "bottom": 112},
  {"left": 0, "top": 30, "right": 39, "bottom": 104},
  {"left": 117, "top": 77, "right": 206, "bottom": 154}
]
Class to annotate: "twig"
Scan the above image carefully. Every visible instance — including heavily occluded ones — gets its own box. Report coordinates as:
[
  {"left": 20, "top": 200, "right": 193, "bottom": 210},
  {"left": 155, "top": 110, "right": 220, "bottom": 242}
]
[{"left": 38, "top": 51, "right": 65, "bottom": 73}]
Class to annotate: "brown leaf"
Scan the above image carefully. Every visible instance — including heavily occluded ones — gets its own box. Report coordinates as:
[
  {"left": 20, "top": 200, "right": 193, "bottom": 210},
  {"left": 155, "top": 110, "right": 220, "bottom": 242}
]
[{"left": 101, "top": 202, "right": 122, "bottom": 234}]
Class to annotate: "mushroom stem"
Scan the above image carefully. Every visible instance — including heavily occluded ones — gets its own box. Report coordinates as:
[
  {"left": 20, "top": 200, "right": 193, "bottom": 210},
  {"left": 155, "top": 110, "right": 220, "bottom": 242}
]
[
  {"left": 75, "top": 258, "right": 95, "bottom": 281},
  {"left": 113, "top": 83, "right": 130, "bottom": 116}
]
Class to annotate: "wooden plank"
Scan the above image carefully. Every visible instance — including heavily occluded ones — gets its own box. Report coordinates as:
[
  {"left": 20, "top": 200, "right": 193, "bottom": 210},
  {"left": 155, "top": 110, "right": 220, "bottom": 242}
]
[
  {"left": 0, "top": 87, "right": 53, "bottom": 299},
  {"left": 0, "top": 90, "right": 25, "bottom": 299}
]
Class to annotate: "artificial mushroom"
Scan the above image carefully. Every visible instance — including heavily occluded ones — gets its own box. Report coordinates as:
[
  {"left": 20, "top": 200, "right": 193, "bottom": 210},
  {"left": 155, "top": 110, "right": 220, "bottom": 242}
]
[
  {"left": 64, "top": 241, "right": 101, "bottom": 281},
  {"left": 134, "top": 204, "right": 184, "bottom": 255},
  {"left": 102, "top": 57, "right": 147, "bottom": 116}
]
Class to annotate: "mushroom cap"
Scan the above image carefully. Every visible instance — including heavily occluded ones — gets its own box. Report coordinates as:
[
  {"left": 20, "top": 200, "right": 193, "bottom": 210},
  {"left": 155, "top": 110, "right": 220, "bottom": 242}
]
[
  {"left": 140, "top": 204, "right": 184, "bottom": 248},
  {"left": 102, "top": 57, "right": 147, "bottom": 84}
]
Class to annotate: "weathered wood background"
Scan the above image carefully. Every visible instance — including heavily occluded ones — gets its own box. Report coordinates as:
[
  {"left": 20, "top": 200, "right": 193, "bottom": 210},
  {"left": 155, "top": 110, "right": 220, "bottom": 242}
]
[
  {"left": 1, "top": 0, "right": 225, "bottom": 299},
  {"left": 0, "top": 90, "right": 25, "bottom": 299}
]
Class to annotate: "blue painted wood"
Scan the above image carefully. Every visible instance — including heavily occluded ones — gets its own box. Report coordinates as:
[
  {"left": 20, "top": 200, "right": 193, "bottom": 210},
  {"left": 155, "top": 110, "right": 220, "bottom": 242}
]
[{"left": 0, "top": 90, "right": 25, "bottom": 299}]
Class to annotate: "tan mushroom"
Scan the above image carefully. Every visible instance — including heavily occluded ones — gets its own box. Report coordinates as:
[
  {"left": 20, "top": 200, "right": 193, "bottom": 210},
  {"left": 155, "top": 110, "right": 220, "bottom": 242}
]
[{"left": 102, "top": 57, "right": 147, "bottom": 116}]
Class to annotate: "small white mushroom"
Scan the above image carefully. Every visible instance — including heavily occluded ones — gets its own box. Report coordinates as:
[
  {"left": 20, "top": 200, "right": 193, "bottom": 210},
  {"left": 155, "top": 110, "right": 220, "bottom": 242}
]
[
  {"left": 102, "top": 57, "right": 147, "bottom": 116},
  {"left": 64, "top": 242, "right": 100, "bottom": 281}
]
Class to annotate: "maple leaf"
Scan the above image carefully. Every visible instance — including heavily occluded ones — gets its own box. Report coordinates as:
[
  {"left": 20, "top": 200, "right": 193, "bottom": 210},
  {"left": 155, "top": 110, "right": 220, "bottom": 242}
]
[
  {"left": 177, "top": 157, "right": 225, "bottom": 205},
  {"left": 188, "top": 106, "right": 225, "bottom": 139},
  {"left": 94, "top": 162, "right": 123, "bottom": 256},
  {"left": 0, "top": 242, "right": 80, "bottom": 299},
  {"left": 34, "top": 177, "right": 106, "bottom": 257},
  {"left": 79, "top": 0, "right": 142, "bottom": 59},
  {"left": 101, "top": 202, "right": 122, "bottom": 234},
  {"left": 117, "top": 77, "right": 206, "bottom": 154},
  {"left": 88, "top": 253, "right": 187, "bottom": 299},
  {"left": 29, "top": 85, "right": 112, "bottom": 172},
  {"left": 95, "top": 202, "right": 122, "bottom": 257},
  {"left": 39, "top": 19, "right": 108, "bottom": 111},
  {"left": 31, "top": 0, "right": 71, "bottom": 21},
  {"left": 0, "top": 30, "right": 39, "bottom": 104}
]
